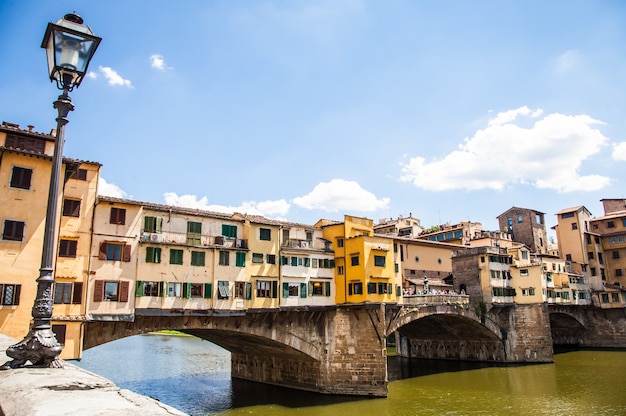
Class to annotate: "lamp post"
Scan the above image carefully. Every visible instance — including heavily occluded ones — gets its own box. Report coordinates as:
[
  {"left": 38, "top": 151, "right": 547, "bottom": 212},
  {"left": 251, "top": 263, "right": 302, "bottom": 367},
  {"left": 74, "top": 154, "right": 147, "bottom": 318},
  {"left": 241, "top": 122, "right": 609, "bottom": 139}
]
[{"left": 1, "top": 12, "right": 100, "bottom": 370}]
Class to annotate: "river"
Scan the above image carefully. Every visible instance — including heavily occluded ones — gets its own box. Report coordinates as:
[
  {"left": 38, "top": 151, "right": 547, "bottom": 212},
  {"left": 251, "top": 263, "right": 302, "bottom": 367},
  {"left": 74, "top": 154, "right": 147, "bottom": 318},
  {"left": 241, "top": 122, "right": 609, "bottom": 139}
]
[{"left": 74, "top": 334, "right": 626, "bottom": 416}]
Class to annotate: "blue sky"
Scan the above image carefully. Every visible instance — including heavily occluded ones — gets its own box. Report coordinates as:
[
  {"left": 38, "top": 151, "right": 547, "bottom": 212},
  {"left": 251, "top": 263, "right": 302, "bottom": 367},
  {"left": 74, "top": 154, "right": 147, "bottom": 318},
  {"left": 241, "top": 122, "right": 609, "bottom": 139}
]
[{"left": 1, "top": 1, "right": 625, "bottom": 234}]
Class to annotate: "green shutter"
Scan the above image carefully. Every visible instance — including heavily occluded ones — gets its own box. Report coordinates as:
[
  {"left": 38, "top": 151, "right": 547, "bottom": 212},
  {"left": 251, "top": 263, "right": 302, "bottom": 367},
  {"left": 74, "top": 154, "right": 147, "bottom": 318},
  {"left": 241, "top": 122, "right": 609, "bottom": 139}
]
[
  {"left": 300, "top": 283, "right": 307, "bottom": 298},
  {"left": 204, "top": 283, "right": 212, "bottom": 299},
  {"left": 291, "top": 257, "right": 297, "bottom": 266},
  {"left": 283, "top": 283, "right": 289, "bottom": 298},
  {"left": 156, "top": 217, "right": 163, "bottom": 233},
  {"left": 388, "top": 283, "right": 393, "bottom": 295},
  {"left": 308, "top": 282, "right": 313, "bottom": 297},
  {"left": 183, "top": 282, "right": 191, "bottom": 299},
  {"left": 159, "top": 281, "right": 165, "bottom": 297},
  {"left": 325, "top": 282, "right": 331, "bottom": 297},
  {"left": 245, "top": 282, "right": 252, "bottom": 300},
  {"left": 135, "top": 281, "right": 143, "bottom": 297},
  {"left": 272, "top": 281, "right": 278, "bottom": 299},
  {"left": 396, "top": 285, "right": 401, "bottom": 296}
]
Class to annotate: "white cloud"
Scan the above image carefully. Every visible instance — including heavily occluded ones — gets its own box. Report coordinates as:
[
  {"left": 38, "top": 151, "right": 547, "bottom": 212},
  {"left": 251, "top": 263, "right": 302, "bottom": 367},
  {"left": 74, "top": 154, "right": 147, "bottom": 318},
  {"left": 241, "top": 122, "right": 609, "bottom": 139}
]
[
  {"left": 613, "top": 142, "right": 626, "bottom": 161},
  {"left": 163, "top": 192, "right": 290, "bottom": 218},
  {"left": 150, "top": 54, "right": 170, "bottom": 70},
  {"left": 293, "top": 179, "right": 390, "bottom": 212},
  {"left": 98, "top": 66, "right": 133, "bottom": 87},
  {"left": 98, "top": 177, "right": 128, "bottom": 198},
  {"left": 554, "top": 49, "right": 581, "bottom": 74},
  {"left": 86, "top": 71, "right": 97, "bottom": 79},
  {"left": 400, "top": 107, "right": 612, "bottom": 193}
]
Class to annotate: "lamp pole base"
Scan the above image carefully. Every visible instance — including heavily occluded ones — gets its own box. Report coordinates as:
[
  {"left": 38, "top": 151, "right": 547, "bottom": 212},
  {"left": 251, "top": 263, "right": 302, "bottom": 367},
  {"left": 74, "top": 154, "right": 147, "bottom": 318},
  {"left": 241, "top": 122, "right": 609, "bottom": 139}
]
[{"left": 0, "top": 328, "right": 63, "bottom": 370}]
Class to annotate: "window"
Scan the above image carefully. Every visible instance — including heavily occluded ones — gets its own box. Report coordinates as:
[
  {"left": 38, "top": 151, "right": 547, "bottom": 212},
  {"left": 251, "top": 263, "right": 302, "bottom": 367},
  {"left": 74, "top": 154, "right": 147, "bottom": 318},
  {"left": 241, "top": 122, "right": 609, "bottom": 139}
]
[
  {"left": 5, "top": 133, "right": 45, "bottom": 153},
  {"left": 234, "top": 282, "right": 251, "bottom": 300},
  {"left": 110, "top": 207, "right": 126, "bottom": 225},
  {"left": 566, "top": 254, "right": 572, "bottom": 261},
  {"left": 337, "top": 238, "right": 344, "bottom": 248},
  {"left": 187, "top": 221, "right": 202, "bottom": 245},
  {"left": 259, "top": 228, "right": 271, "bottom": 241},
  {"left": 291, "top": 256, "right": 298, "bottom": 267},
  {"left": 367, "top": 282, "right": 377, "bottom": 294},
  {"left": 256, "top": 280, "right": 278, "bottom": 298},
  {"left": 252, "top": 253, "right": 264, "bottom": 263},
  {"left": 92, "top": 280, "right": 129, "bottom": 302},
  {"left": 219, "top": 251, "right": 230, "bottom": 266},
  {"left": 351, "top": 256, "right": 359, "bottom": 266},
  {"left": 170, "top": 249, "right": 183, "bottom": 265},
  {"left": 141, "top": 281, "right": 161, "bottom": 297},
  {"left": 286, "top": 283, "right": 299, "bottom": 297},
  {"left": 304, "top": 257, "right": 311, "bottom": 267},
  {"left": 588, "top": 251, "right": 595, "bottom": 260},
  {"left": 374, "top": 255, "right": 386, "bottom": 267},
  {"left": 0, "top": 284, "right": 21, "bottom": 306},
  {"left": 612, "top": 293, "right": 620, "bottom": 302},
  {"left": 282, "top": 229, "right": 290, "bottom": 243},
  {"left": 562, "top": 212, "right": 574, "bottom": 219},
  {"left": 348, "top": 282, "right": 363, "bottom": 295},
  {"left": 51, "top": 324, "right": 66, "bottom": 345},
  {"left": 222, "top": 224, "right": 237, "bottom": 239},
  {"left": 2, "top": 220, "right": 25, "bottom": 241},
  {"left": 217, "top": 281, "right": 230, "bottom": 299},
  {"left": 601, "top": 293, "right": 609, "bottom": 303},
  {"left": 62, "top": 199, "right": 81, "bottom": 217},
  {"left": 70, "top": 168, "right": 87, "bottom": 180},
  {"left": 608, "top": 221, "right": 616, "bottom": 229},
  {"left": 615, "top": 269, "right": 623, "bottom": 277},
  {"left": 144, "top": 216, "right": 163, "bottom": 233},
  {"left": 235, "top": 252, "right": 246, "bottom": 267},
  {"left": 520, "top": 269, "right": 529, "bottom": 277},
  {"left": 190, "top": 283, "right": 204, "bottom": 298},
  {"left": 191, "top": 251, "right": 205, "bottom": 266},
  {"left": 104, "top": 282, "right": 119, "bottom": 301},
  {"left": 167, "top": 282, "right": 182, "bottom": 297},
  {"left": 312, "top": 258, "right": 319, "bottom": 268},
  {"left": 517, "top": 215, "right": 523, "bottom": 223},
  {"left": 266, "top": 254, "right": 276, "bottom": 264},
  {"left": 571, "top": 222, "right": 578, "bottom": 230},
  {"left": 53, "top": 282, "right": 82, "bottom": 304},
  {"left": 536, "top": 214, "right": 542, "bottom": 224},
  {"left": 98, "top": 242, "right": 131, "bottom": 262},
  {"left": 612, "top": 251, "right": 620, "bottom": 259},
  {"left": 306, "top": 231, "right": 313, "bottom": 242},
  {"left": 145, "top": 247, "right": 161, "bottom": 263},
  {"left": 507, "top": 217, "right": 513, "bottom": 226},
  {"left": 337, "top": 265, "right": 344, "bottom": 275},
  {"left": 58, "top": 239, "right": 77, "bottom": 258},
  {"left": 378, "top": 282, "right": 389, "bottom": 294},
  {"left": 521, "top": 251, "right": 528, "bottom": 260},
  {"left": 9, "top": 166, "right": 32, "bottom": 190}
]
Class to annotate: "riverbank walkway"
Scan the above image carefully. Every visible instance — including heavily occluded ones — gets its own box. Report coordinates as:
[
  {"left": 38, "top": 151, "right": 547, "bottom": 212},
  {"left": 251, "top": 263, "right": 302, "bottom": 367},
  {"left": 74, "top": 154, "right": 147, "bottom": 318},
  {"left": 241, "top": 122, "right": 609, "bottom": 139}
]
[{"left": 0, "top": 334, "right": 186, "bottom": 416}]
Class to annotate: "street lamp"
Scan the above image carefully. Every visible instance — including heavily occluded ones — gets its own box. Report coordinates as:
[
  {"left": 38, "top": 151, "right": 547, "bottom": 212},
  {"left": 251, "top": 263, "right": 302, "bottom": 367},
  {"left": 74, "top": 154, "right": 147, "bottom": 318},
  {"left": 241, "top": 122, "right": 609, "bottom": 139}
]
[{"left": 1, "top": 12, "right": 100, "bottom": 370}]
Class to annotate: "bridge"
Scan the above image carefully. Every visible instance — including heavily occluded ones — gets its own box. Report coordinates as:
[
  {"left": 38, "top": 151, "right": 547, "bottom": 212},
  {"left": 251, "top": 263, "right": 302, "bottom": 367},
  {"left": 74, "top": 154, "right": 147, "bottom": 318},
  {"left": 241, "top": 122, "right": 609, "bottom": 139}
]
[{"left": 82, "top": 295, "right": 582, "bottom": 397}]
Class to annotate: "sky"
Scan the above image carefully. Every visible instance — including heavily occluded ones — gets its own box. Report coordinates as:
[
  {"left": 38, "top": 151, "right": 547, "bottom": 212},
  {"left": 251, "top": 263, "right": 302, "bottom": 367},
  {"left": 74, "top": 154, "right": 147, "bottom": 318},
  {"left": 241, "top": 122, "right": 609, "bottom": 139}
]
[{"left": 1, "top": 1, "right": 625, "bottom": 235}]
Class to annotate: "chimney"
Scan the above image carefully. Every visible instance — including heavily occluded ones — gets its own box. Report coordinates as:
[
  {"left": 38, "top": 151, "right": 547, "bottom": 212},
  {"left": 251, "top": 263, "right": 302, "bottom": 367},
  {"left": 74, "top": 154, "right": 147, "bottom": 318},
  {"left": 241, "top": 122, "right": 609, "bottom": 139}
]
[{"left": 27, "top": 125, "right": 34, "bottom": 132}]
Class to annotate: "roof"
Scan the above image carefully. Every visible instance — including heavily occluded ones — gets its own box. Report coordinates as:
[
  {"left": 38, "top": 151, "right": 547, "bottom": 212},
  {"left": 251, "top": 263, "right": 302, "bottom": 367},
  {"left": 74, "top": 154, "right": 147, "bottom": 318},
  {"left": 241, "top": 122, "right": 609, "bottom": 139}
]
[
  {"left": 496, "top": 206, "right": 546, "bottom": 218},
  {"left": 97, "top": 196, "right": 237, "bottom": 221},
  {"left": 555, "top": 205, "right": 587, "bottom": 215},
  {"left": 0, "top": 146, "right": 101, "bottom": 166}
]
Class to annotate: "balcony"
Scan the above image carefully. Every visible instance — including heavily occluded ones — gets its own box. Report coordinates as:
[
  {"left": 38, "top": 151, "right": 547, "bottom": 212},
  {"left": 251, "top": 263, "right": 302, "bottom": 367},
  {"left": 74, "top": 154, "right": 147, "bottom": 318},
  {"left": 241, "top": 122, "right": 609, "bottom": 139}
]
[
  {"left": 402, "top": 294, "right": 469, "bottom": 306},
  {"left": 140, "top": 232, "right": 247, "bottom": 249},
  {"left": 282, "top": 239, "right": 313, "bottom": 249}
]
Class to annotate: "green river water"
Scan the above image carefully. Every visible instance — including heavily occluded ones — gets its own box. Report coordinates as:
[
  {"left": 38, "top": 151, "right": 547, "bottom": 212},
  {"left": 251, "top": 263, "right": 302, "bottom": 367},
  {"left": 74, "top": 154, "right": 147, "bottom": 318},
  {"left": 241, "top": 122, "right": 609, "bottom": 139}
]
[{"left": 76, "top": 335, "right": 626, "bottom": 416}]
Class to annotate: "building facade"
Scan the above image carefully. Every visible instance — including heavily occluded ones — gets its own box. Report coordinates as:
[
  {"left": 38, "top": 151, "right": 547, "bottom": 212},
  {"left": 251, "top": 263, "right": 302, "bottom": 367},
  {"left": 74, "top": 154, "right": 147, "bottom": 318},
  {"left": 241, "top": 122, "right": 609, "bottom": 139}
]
[{"left": 497, "top": 206, "right": 548, "bottom": 254}]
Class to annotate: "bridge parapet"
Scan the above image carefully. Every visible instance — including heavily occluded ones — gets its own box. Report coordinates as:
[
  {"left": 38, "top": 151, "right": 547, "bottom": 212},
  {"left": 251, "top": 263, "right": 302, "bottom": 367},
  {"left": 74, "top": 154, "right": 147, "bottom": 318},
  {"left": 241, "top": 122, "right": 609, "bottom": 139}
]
[{"left": 401, "top": 294, "right": 469, "bottom": 306}]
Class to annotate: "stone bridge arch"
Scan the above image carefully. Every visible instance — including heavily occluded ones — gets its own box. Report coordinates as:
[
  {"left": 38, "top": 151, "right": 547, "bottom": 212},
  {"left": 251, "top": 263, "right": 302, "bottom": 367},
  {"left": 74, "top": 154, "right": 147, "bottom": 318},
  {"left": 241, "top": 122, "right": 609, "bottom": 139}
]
[
  {"left": 387, "top": 304, "right": 506, "bottom": 362},
  {"left": 548, "top": 305, "right": 588, "bottom": 346}
]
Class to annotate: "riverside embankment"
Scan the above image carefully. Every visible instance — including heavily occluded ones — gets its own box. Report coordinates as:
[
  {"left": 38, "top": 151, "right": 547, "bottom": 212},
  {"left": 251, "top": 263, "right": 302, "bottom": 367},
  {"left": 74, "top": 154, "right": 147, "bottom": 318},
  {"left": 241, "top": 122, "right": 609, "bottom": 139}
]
[{"left": 0, "top": 334, "right": 186, "bottom": 416}]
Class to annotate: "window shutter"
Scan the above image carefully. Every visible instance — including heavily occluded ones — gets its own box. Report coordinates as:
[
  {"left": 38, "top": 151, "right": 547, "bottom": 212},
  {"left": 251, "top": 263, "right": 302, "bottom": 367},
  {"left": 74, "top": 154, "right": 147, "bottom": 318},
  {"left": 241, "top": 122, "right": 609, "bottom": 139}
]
[
  {"left": 159, "top": 281, "right": 165, "bottom": 297},
  {"left": 325, "top": 282, "right": 331, "bottom": 297},
  {"left": 204, "top": 283, "right": 212, "bottom": 299},
  {"left": 308, "top": 282, "right": 313, "bottom": 297},
  {"left": 282, "top": 283, "right": 289, "bottom": 298},
  {"left": 135, "top": 281, "right": 143, "bottom": 297},
  {"left": 245, "top": 282, "right": 252, "bottom": 300},
  {"left": 300, "top": 283, "right": 307, "bottom": 298},
  {"left": 156, "top": 217, "right": 163, "bottom": 233},
  {"left": 94, "top": 280, "right": 104, "bottom": 302},
  {"left": 388, "top": 283, "right": 393, "bottom": 295},
  {"left": 122, "top": 245, "right": 131, "bottom": 262},
  {"left": 119, "top": 281, "right": 130, "bottom": 302},
  {"left": 144, "top": 216, "right": 150, "bottom": 232},
  {"left": 98, "top": 242, "right": 107, "bottom": 260},
  {"left": 183, "top": 282, "right": 191, "bottom": 299},
  {"left": 272, "top": 281, "right": 278, "bottom": 299},
  {"left": 14, "top": 284, "right": 21, "bottom": 305},
  {"left": 72, "top": 282, "right": 83, "bottom": 304}
]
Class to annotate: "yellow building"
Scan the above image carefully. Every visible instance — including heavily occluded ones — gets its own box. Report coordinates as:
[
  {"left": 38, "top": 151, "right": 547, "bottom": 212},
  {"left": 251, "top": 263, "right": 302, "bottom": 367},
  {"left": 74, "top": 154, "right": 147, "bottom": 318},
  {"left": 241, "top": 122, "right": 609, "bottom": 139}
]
[
  {"left": 0, "top": 121, "right": 100, "bottom": 359},
  {"left": 317, "top": 215, "right": 397, "bottom": 304},
  {"left": 508, "top": 245, "right": 543, "bottom": 304}
]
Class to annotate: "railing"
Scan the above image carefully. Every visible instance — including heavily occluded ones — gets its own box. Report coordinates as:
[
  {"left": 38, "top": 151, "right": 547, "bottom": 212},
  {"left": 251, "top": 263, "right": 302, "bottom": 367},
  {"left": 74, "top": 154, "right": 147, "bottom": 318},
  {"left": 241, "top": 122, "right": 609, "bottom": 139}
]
[
  {"left": 140, "top": 232, "right": 247, "bottom": 248},
  {"left": 402, "top": 294, "right": 469, "bottom": 306},
  {"left": 282, "top": 239, "right": 313, "bottom": 249}
]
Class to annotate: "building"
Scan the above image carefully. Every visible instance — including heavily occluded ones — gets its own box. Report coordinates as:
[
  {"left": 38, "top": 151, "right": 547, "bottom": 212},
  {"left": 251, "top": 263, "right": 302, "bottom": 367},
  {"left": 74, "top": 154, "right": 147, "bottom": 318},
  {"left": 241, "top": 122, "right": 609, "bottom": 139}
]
[
  {"left": 374, "top": 214, "right": 423, "bottom": 237},
  {"left": 497, "top": 206, "right": 548, "bottom": 254},
  {"left": 418, "top": 221, "right": 483, "bottom": 245},
  {"left": 317, "top": 215, "right": 398, "bottom": 304},
  {"left": 0, "top": 121, "right": 100, "bottom": 359}
]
